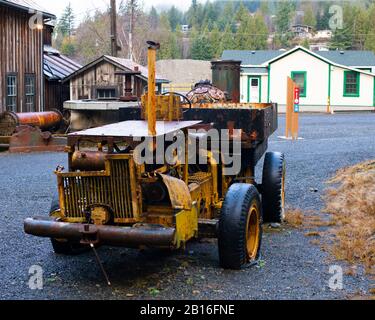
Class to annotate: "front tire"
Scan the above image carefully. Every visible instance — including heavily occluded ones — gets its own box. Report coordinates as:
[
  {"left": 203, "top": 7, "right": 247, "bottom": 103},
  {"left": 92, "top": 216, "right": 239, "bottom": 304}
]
[
  {"left": 49, "top": 193, "right": 85, "bottom": 255},
  {"left": 218, "top": 184, "right": 262, "bottom": 270},
  {"left": 262, "top": 152, "right": 286, "bottom": 223}
]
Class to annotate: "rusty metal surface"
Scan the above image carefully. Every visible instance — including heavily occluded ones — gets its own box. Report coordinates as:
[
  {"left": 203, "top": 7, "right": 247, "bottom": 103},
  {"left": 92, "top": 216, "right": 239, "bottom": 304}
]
[
  {"left": 187, "top": 82, "right": 226, "bottom": 104},
  {"left": 159, "top": 174, "right": 193, "bottom": 210},
  {"left": 8, "top": 126, "right": 66, "bottom": 153},
  {"left": 211, "top": 60, "right": 241, "bottom": 103},
  {"left": 69, "top": 120, "right": 202, "bottom": 138},
  {"left": 24, "top": 218, "right": 176, "bottom": 248},
  {"left": 0, "top": 111, "right": 63, "bottom": 136},
  {"left": 71, "top": 151, "right": 106, "bottom": 171},
  {"left": 57, "top": 156, "right": 140, "bottom": 224}
]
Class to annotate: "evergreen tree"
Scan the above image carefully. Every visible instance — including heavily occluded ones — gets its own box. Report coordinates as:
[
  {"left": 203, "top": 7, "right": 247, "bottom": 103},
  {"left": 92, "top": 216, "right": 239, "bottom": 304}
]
[
  {"left": 57, "top": 3, "right": 75, "bottom": 37},
  {"left": 168, "top": 6, "right": 182, "bottom": 31},
  {"left": 234, "top": 3, "right": 252, "bottom": 50},
  {"left": 316, "top": 2, "right": 330, "bottom": 30},
  {"left": 219, "top": 23, "right": 236, "bottom": 53},
  {"left": 275, "top": 1, "right": 294, "bottom": 33},
  {"left": 209, "top": 24, "right": 221, "bottom": 58},
  {"left": 303, "top": 4, "right": 317, "bottom": 28},
  {"left": 218, "top": 1, "right": 234, "bottom": 30},
  {"left": 190, "top": 27, "right": 213, "bottom": 60},
  {"left": 330, "top": 27, "right": 353, "bottom": 50},
  {"left": 149, "top": 6, "right": 159, "bottom": 29},
  {"left": 364, "top": 4, "right": 375, "bottom": 51},
  {"left": 253, "top": 13, "right": 268, "bottom": 50}
]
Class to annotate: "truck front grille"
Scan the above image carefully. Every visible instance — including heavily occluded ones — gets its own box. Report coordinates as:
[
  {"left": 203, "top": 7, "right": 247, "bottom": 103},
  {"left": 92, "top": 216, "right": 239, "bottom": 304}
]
[{"left": 59, "top": 159, "right": 136, "bottom": 222}]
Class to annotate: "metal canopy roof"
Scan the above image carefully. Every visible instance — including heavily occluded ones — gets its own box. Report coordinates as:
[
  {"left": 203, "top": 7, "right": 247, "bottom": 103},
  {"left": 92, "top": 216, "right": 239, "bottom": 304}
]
[
  {"left": 0, "top": 0, "right": 56, "bottom": 19},
  {"left": 44, "top": 46, "right": 82, "bottom": 81},
  {"left": 69, "top": 121, "right": 202, "bottom": 138}
]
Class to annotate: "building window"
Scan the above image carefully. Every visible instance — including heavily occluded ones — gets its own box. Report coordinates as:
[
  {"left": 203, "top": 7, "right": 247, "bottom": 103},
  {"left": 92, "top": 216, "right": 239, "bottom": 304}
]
[
  {"left": 344, "top": 71, "right": 360, "bottom": 97},
  {"left": 6, "top": 74, "right": 17, "bottom": 112},
  {"left": 291, "top": 71, "right": 307, "bottom": 97},
  {"left": 95, "top": 87, "right": 118, "bottom": 100},
  {"left": 25, "top": 74, "right": 36, "bottom": 112}
]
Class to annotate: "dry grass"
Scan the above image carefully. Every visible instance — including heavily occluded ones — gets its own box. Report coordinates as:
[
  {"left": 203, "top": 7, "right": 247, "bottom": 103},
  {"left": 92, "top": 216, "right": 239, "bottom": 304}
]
[
  {"left": 285, "top": 161, "right": 375, "bottom": 297},
  {"left": 323, "top": 160, "right": 375, "bottom": 274},
  {"left": 284, "top": 209, "right": 304, "bottom": 227}
]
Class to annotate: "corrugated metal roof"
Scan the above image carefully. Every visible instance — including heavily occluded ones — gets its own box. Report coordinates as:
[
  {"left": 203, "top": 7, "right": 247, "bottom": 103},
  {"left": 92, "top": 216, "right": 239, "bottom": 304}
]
[
  {"left": 0, "top": 0, "right": 55, "bottom": 18},
  {"left": 44, "top": 46, "right": 82, "bottom": 81}
]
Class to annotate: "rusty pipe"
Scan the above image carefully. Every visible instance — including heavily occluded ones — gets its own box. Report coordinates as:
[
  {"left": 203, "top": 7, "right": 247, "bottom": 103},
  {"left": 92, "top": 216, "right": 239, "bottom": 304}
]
[
  {"left": 24, "top": 218, "right": 176, "bottom": 248},
  {"left": 71, "top": 151, "right": 106, "bottom": 171},
  {"left": 7, "top": 110, "right": 63, "bottom": 131},
  {"left": 147, "top": 41, "right": 159, "bottom": 136}
]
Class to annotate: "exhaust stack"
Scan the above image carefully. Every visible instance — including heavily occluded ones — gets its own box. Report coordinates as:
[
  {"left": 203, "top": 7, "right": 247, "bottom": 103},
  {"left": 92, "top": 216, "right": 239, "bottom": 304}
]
[{"left": 147, "top": 41, "right": 160, "bottom": 136}]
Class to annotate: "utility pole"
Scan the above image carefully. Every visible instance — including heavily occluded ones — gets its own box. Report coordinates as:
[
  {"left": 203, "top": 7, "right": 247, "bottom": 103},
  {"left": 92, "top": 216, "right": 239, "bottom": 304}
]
[
  {"left": 129, "top": 0, "right": 135, "bottom": 61},
  {"left": 110, "top": 0, "right": 119, "bottom": 57}
]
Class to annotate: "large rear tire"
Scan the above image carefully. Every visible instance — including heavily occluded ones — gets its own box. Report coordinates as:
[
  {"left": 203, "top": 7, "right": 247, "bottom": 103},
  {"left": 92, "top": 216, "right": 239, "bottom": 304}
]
[
  {"left": 218, "top": 184, "right": 262, "bottom": 270},
  {"left": 262, "top": 152, "right": 286, "bottom": 223}
]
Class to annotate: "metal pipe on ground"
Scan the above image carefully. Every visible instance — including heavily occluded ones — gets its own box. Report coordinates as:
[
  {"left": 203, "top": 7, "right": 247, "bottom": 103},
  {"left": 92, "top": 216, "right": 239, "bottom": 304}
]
[{"left": 0, "top": 111, "right": 63, "bottom": 136}]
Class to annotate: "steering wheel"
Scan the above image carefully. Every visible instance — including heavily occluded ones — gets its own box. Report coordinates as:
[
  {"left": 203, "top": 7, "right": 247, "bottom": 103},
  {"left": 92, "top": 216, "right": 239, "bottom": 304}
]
[{"left": 162, "top": 92, "right": 192, "bottom": 110}]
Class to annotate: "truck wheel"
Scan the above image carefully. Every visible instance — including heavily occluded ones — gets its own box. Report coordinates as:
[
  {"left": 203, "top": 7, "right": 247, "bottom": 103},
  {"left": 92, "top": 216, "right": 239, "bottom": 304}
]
[
  {"left": 262, "top": 152, "right": 286, "bottom": 223},
  {"left": 218, "top": 184, "right": 262, "bottom": 270},
  {"left": 49, "top": 193, "right": 85, "bottom": 255}
]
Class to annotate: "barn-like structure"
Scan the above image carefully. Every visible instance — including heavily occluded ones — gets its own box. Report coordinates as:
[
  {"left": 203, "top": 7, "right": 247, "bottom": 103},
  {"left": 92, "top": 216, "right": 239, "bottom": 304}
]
[{"left": 0, "top": 0, "right": 80, "bottom": 113}]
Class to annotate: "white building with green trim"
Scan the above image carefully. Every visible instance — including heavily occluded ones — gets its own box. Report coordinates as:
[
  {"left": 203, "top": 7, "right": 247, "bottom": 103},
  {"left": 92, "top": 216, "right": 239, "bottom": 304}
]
[{"left": 222, "top": 46, "right": 375, "bottom": 112}]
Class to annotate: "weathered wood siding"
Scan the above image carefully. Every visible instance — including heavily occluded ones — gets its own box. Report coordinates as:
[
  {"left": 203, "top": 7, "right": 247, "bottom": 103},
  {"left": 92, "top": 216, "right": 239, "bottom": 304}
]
[
  {"left": 45, "top": 80, "right": 70, "bottom": 111},
  {"left": 0, "top": 5, "right": 44, "bottom": 113},
  {"left": 70, "top": 61, "right": 147, "bottom": 100}
]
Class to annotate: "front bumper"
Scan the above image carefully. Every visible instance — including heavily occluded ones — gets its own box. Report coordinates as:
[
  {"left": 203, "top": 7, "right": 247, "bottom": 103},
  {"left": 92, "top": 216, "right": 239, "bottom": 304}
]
[{"left": 24, "top": 217, "right": 176, "bottom": 248}]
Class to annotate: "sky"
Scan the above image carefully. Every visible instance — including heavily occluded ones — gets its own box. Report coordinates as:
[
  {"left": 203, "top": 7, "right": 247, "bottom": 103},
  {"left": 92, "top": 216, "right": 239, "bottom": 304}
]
[{"left": 35, "top": 0, "right": 196, "bottom": 21}]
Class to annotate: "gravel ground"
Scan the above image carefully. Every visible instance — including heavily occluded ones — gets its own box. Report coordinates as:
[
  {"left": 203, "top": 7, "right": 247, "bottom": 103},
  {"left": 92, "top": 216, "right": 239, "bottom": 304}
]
[{"left": 0, "top": 113, "right": 374, "bottom": 300}]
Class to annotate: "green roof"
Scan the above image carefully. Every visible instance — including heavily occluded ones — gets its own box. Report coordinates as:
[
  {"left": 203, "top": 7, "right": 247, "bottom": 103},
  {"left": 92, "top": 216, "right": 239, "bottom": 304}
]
[
  {"left": 314, "top": 50, "right": 375, "bottom": 67},
  {"left": 222, "top": 49, "right": 375, "bottom": 68},
  {"left": 222, "top": 50, "right": 282, "bottom": 65}
]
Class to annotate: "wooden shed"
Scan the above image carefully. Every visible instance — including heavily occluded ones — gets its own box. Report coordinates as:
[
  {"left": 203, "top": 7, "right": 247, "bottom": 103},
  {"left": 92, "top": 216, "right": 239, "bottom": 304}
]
[
  {"left": 0, "top": 0, "right": 55, "bottom": 113},
  {"left": 63, "top": 55, "right": 170, "bottom": 101}
]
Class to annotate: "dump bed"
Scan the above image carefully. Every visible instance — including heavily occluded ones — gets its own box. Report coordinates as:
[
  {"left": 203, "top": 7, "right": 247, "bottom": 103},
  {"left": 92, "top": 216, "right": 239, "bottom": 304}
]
[{"left": 119, "top": 103, "right": 278, "bottom": 145}]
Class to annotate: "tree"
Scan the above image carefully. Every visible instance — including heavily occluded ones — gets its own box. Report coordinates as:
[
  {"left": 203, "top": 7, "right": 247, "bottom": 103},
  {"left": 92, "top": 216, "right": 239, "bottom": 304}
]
[
  {"left": 149, "top": 6, "right": 159, "bottom": 29},
  {"left": 190, "top": 28, "right": 213, "bottom": 60},
  {"left": 316, "top": 2, "right": 331, "bottom": 30},
  {"left": 60, "top": 37, "right": 76, "bottom": 56},
  {"left": 330, "top": 27, "right": 353, "bottom": 50},
  {"left": 303, "top": 4, "right": 317, "bottom": 28},
  {"left": 218, "top": 23, "right": 236, "bottom": 53},
  {"left": 168, "top": 6, "right": 182, "bottom": 31},
  {"left": 209, "top": 24, "right": 221, "bottom": 58},
  {"left": 364, "top": 4, "right": 375, "bottom": 51},
  {"left": 275, "top": 1, "right": 294, "bottom": 33},
  {"left": 301, "top": 38, "right": 310, "bottom": 49},
  {"left": 253, "top": 13, "right": 268, "bottom": 50},
  {"left": 234, "top": 3, "right": 252, "bottom": 50},
  {"left": 57, "top": 3, "right": 75, "bottom": 37},
  {"left": 218, "top": 1, "right": 234, "bottom": 30}
]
